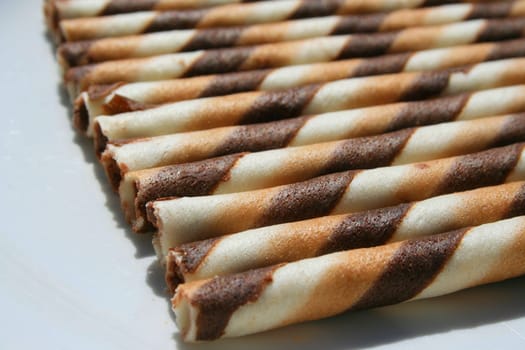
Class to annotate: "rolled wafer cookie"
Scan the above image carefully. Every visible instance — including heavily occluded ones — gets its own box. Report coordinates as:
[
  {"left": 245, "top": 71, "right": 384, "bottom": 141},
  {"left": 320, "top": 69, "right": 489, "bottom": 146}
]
[
  {"left": 76, "top": 40, "right": 525, "bottom": 129},
  {"left": 172, "top": 215, "right": 525, "bottom": 341},
  {"left": 65, "top": 18, "right": 525, "bottom": 96},
  {"left": 101, "top": 85, "right": 525, "bottom": 188},
  {"left": 149, "top": 143, "right": 525, "bottom": 250},
  {"left": 123, "top": 113, "right": 525, "bottom": 231},
  {"left": 56, "top": 0, "right": 475, "bottom": 42},
  {"left": 92, "top": 61, "right": 525, "bottom": 151},
  {"left": 45, "top": 0, "right": 257, "bottom": 30},
  {"left": 58, "top": 1, "right": 525, "bottom": 68},
  {"left": 166, "top": 181, "right": 525, "bottom": 288}
]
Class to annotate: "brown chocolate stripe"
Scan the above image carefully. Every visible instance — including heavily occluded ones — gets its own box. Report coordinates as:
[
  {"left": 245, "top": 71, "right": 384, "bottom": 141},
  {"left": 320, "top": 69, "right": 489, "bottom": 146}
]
[
  {"left": 338, "top": 31, "right": 399, "bottom": 59},
  {"left": 385, "top": 94, "right": 469, "bottom": 132},
  {"left": 194, "top": 266, "right": 278, "bottom": 340},
  {"left": 184, "top": 46, "right": 255, "bottom": 77},
  {"left": 198, "top": 69, "right": 270, "bottom": 99},
  {"left": 211, "top": 116, "right": 309, "bottom": 156},
  {"left": 352, "top": 228, "right": 467, "bottom": 310},
  {"left": 144, "top": 9, "right": 209, "bottom": 32},
  {"left": 173, "top": 238, "right": 220, "bottom": 275},
  {"left": 321, "top": 128, "right": 414, "bottom": 175},
  {"left": 505, "top": 183, "right": 525, "bottom": 218},
  {"left": 476, "top": 18, "right": 525, "bottom": 43},
  {"left": 467, "top": 1, "right": 513, "bottom": 20},
  {"left": 352, "top": 52, "right": 411, "bottom": 77},
  {"left": 73, "top": 97, "right": 90, "bottom": 133},
  {"left": 239, "top": 84, "right": 321, "bottom": 124},
  {"left": 399, "top": 70, "right": 455, "bottom": 101},
  {"left": 331, "top": 13, "right": 386, "bottom": 35},
  {"left": 135, "top": 153, "right": 245, "bottom": 219},
  {"left": 487, "top": 38, "right": 525, "bottom": 60},
  {"left": 435, "top": 143, "right": 524, "bottom": 195},
  {"left": 181, "top": 27, "right": 245, "bottom": 52},
  {"left": 101, "top": 0, "right": 159, "bottom": 15},
  {"left": 489, "top": 113, "right": 525, "bottom": 148},
  {"left": 290, "top": 0, "right": 344, "bottom": 19},
  {"left": 317, "top": 203, "right": 412, "bottom": 256},
  {"left": 258, "top": 171, "right": 355, "bottom": 227}
]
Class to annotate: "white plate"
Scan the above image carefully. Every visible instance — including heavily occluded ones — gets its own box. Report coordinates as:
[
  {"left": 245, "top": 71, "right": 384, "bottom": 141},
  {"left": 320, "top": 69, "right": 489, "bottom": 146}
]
[{"left": 1, "top": 2, "right": 525, "bottom": 349}]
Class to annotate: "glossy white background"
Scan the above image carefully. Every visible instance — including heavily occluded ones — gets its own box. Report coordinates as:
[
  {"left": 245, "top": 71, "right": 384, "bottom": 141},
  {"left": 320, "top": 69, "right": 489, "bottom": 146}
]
[{"left": 1, "top": 2, "right": 525, "bottom": 349}]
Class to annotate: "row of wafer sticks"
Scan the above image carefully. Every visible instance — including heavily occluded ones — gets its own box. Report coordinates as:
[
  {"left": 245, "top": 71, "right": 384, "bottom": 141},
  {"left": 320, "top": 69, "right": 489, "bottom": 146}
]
[{"left": 46, "top": 0, "right": 525, "bottom": 342}]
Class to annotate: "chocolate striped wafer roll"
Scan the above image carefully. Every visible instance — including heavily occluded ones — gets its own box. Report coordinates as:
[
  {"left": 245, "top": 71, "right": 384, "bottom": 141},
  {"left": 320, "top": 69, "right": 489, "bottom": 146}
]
[
  {"left": 65, "top": 19, "right": 525, "bottom": 96},
  {"left": 148, "top": 143, "right": 525, "bottom": 247},
  {"left": 165, "top": 181, "right": 525, "bottom": 290},
  {"left": 76, "top": 41, "right": 525, "bottom": 129},
  {"left": 172, "top": 215, "right": 525, "bottom": 341},
  {"left": 92, "top": 63, "right": 525, "bottom": 151},
  {"left": 101, "top": 85, "right": 525, "bottom": 187},
  {"left": 56, "top": 0, "right": 475, "bottom": 42},
  {"left": 123, "top": 113, "right": 525, "bottom": 231},
  {"left": 45, "top": 0, "right": 257, "bottom": 29},
  {"left": 58, "top": 1, "right": 525, "bottom": 68}
]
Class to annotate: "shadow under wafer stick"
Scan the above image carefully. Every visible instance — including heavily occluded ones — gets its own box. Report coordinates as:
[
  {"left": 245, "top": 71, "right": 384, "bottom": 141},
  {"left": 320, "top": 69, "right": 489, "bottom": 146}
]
[
  {"left": 172, "top": 216, "right": 525, "bottom": 341},
  {"left": 65, "top": 18, "right": 525, "bottom": 97},
  {"left": 123, "top": 114, "right": 525, "bottom": 232},
  {"left": 165, "top": 181, "right": 525, "bottom": 291},
  {"left": 101, "top": 85, "right": 525, "bottom": 190},
  {"left": 92, "top": 61, "right": 525, "bottom": 153},
  {"left": 76, "top": 40, "right": 525, "bottom": 133},
  {"left": 54, "top": 0, "right": 473, "bottom": 42},
  {"left": 57, "top": 1, "right": 525, "bottom": 68},
  {"left": 81, "top": 58, "right": 525, "bottom": 138},
  {"left": 148, "top": 143, "right": 525, "bottom": 249}
]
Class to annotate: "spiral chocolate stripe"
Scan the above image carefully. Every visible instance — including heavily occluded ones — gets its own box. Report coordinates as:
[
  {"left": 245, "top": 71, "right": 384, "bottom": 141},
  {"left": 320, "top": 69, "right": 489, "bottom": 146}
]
[
  {"left": 149, "top": 143, "right": 525, "bottom": 248},
  {"left": 93, "top": 59, "right": 525, "bottom": 150},
  {"left": 76, "top": 41, "right": 525, "bottom": 133},
  {"left": 58, "top": 1, "right": 525, "bottom": 68},
  {"left": 55, "top": 0, "right": 475, "bottom": 42},
  {"left": 65, "top": 18, "right": 525, "bottom": 97},
  {"left": 126, "top": 114, "right": 525, "bottom": 229},
  {"left": 104, "top": 85, "right": 525, "bottom": 195},
  {"left": 172, "top": 216, "right": 525, "bottom": 341},
  {"left": 164, "top": 181, "right": 525, "bottom": 288}
]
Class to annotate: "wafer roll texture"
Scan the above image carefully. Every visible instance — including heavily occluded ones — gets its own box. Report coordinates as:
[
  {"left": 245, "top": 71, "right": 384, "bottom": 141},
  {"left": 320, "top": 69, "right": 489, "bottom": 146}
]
[
  {"left": 65, "top": 19, "right": 525, "bottom": 96},
  {"left": 166, "top": 181, "right": 525, "bottom": 288},
  {"left": 173, "top": 216, "right": 525, "bottom": 341},
  {"left": 150, "top": 143, "right": 525, "bottom": 250},
  {"left": 101, "top": 85, "right": 525, "bottom": 190},
  {"left": 58, "top": 1, "right": 525, "bottom": 68}
]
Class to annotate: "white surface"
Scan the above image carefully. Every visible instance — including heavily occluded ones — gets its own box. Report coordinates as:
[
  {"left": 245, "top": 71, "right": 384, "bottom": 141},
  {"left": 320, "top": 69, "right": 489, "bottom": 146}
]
[{"left": 1, "top": 2, "right": 525, "bottom": 349}]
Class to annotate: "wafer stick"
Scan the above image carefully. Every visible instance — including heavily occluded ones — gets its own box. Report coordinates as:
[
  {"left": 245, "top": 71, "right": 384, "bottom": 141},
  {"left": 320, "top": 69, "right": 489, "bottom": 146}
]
[
  {"left": 76, "top": 40, "right": 525, "bottom": 130},
  {"left": 124, "top": 114, "right": 525, "bottom": 231},
  {"left": 45, "top": 0, "right": 256, "bottom": 30},
  {"left": 172, "top": 216, "right": 525, "bottom": 341},
  {"left": 92, "top": 62, "right": 525, "bottom": 152},
  {"left": 148, "top": 143, "right": 525, "bottom": 248},
  {"left": 65, "top": 18, "right": 525, "bottom": 97},
  {"left": 101, "top": 85, "right": 525, "bottom": 190},
  {"left": 58, "top": 1, "right": 525, "bottom": 68},
  {"left": 165, "top": 181, "right": 525, "bottom": 290},
  {"left": 56, "top": 0, "right": 476, "bottom": 42}
]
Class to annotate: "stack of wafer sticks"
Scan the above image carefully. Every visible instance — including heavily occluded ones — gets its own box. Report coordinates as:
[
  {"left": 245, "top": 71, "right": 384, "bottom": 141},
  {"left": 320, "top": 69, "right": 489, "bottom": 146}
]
[{"left": 45, "top": 0, "right": 525, "bottom": 343}]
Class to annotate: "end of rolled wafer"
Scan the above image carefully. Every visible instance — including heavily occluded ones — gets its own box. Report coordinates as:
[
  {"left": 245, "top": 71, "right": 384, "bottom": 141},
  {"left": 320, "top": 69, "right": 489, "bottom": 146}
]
[
  {"left": 43, "top": 0, "right": 60, "bottom": 42},
  {"left": 93, "top": 121, "right": 109, "bottom": 157},
  {"left": 73, "top": 95, "right": 90, "bottom": 134},
  {"left": 100, "top": 150, "right": 126, "bottom": 192},
  {"left": 57, "top": 40, "right": 94, "bottom": 69},
  {"left": 166, "top": 249, "right": 186, "bottom": 295},
  {"left": 64, "top": 64, "right": 95, "bottom": 99}
]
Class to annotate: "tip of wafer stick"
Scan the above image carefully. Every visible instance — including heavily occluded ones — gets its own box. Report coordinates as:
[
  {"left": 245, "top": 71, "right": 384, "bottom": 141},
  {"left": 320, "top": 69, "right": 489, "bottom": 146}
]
[
  {"left": 166, "top": 249, "right": 186, "bottom": 294},
  {"left": 73, "top": 95, "right": 90, "bottom": 134}
]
